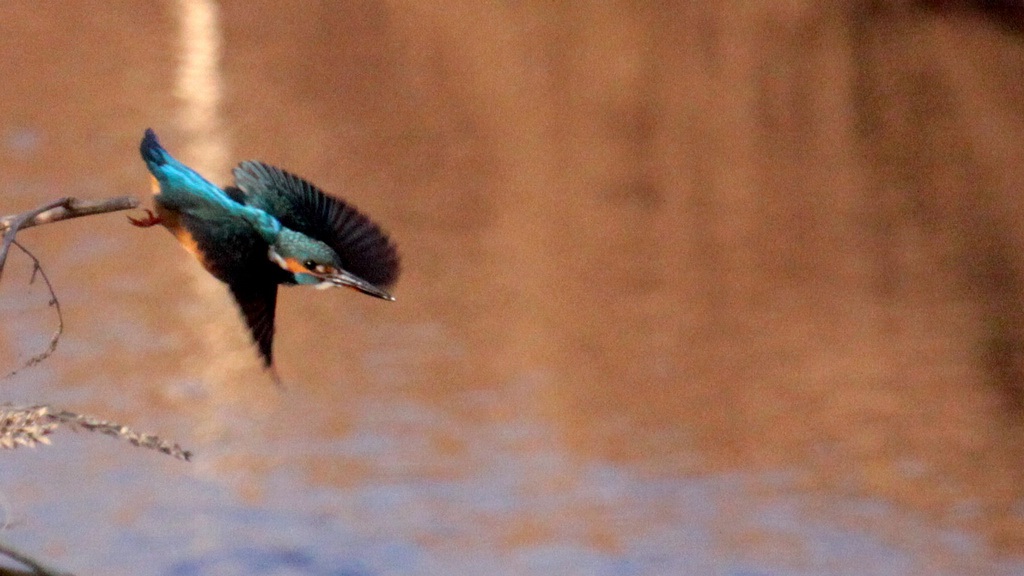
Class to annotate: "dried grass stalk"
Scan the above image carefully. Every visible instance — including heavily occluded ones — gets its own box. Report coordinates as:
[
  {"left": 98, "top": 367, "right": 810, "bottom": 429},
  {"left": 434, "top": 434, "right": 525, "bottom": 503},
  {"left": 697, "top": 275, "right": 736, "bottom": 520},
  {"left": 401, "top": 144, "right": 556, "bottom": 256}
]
[{"left": 0, "top": 405, "right": 192, "bottom": 461}]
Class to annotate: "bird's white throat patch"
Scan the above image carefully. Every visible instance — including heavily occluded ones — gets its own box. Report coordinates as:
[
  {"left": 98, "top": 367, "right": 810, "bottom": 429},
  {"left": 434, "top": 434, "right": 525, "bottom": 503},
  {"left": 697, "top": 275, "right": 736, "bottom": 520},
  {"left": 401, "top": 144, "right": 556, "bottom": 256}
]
[{"left": 268, "top": 247, "right": 289, "bottom": 271}]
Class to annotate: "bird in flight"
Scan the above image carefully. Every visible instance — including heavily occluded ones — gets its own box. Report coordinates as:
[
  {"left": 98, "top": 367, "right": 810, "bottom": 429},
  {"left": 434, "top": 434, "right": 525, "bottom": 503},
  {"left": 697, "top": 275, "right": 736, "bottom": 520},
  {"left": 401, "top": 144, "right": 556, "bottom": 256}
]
[{"left": 131, "top": 129, "right": 399, "bottom": 380}]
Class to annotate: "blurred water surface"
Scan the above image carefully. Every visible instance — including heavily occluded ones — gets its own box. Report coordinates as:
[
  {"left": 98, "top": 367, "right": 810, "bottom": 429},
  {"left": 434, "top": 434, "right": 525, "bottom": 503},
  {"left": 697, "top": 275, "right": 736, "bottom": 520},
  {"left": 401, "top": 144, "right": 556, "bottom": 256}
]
[{"left": 2, "top": 2, "right": 1024, "bottom": 575}]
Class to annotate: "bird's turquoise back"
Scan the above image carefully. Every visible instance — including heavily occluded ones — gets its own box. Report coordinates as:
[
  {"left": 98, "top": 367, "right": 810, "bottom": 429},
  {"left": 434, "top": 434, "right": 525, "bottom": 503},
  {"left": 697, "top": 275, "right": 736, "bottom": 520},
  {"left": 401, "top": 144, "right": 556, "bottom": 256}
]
[{"left": 140, "top": 129, "right": 282, "bottom": 242}]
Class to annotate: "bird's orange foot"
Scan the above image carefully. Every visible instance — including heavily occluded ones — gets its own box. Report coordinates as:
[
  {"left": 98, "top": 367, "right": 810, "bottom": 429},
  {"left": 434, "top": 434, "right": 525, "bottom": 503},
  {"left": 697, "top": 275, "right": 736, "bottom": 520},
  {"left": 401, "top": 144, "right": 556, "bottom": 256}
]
[{"left": 128, "top": 209, "right": 162, "bottom": 227}]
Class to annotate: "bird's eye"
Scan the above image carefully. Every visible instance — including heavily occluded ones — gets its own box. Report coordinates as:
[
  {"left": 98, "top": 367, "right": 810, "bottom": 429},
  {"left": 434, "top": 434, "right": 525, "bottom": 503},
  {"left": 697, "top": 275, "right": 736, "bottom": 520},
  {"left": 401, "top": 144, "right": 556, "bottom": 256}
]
[{"left": 303, "top": 260, "right": 317, "bottom": 270}]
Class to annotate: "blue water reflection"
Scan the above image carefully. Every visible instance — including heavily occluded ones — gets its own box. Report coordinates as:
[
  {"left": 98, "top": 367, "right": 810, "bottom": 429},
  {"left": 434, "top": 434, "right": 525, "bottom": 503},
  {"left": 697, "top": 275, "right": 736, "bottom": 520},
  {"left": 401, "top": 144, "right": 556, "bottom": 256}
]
[{"left": 1, "top": 390, "right": 1020, "bottom": 576}]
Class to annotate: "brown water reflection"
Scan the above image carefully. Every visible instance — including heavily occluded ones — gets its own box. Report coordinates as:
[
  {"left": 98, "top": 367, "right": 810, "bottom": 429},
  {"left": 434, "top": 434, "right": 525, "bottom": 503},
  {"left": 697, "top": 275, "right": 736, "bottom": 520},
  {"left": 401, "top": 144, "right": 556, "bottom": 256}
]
[{"left": 2, "top": 1, "right": 1024, "bottom": 575}]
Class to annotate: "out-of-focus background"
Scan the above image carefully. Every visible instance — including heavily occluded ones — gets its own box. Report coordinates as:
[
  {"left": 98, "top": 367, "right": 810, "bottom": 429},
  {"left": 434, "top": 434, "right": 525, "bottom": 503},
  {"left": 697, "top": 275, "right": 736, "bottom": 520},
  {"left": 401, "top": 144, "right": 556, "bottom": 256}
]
[{"left": 2, "top": 1, "right": 1024, "bottom": 575}]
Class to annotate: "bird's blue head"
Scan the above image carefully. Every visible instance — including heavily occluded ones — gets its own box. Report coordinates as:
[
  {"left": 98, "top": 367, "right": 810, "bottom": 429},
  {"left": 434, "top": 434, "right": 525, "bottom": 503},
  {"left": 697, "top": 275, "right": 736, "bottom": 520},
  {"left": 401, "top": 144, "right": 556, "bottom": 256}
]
[{"left": 269, "top": 228, "right": 394, "bottom": 300}]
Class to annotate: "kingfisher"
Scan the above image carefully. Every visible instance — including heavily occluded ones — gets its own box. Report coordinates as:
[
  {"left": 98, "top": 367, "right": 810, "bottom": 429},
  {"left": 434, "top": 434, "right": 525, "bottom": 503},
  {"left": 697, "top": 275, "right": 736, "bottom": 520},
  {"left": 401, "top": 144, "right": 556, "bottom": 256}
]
[{"left": 130, "top": 129, "right": 399, "bottom": 379}]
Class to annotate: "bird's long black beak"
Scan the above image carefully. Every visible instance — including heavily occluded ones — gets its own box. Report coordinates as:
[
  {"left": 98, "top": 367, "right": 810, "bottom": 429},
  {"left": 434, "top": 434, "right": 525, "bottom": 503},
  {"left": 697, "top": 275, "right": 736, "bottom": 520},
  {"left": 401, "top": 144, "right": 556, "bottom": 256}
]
[{"left": 323, "top": 269, "right": 395, "bottom": 301}]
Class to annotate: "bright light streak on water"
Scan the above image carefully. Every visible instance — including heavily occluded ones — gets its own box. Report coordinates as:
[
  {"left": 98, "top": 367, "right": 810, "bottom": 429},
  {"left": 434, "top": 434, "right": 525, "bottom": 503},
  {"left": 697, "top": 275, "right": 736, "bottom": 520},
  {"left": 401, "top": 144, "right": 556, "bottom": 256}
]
[
  {"left": 172, "top": 0, "right": 275, "bottom": 442},
  {"left": 175, "top": 0, "right": 227, "bottom": 177}
]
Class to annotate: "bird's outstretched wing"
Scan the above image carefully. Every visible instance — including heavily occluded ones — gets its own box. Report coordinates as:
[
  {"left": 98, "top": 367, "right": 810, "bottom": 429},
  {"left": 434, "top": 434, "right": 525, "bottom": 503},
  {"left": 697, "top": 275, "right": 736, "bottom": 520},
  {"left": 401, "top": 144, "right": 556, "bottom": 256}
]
[
  {"left": 233, "top": 161, "right": 400, "bottom": 289},
  {"left": 176, "top": 208, "right": 287, "bottom": 380},
  {"left": 227, "top": 279, "right": 279, "bottom": 371}
]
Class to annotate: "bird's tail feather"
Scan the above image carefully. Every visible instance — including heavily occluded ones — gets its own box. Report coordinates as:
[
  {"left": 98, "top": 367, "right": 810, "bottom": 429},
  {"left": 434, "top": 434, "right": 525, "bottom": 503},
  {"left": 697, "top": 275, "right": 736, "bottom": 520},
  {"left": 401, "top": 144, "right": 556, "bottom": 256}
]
[
  {"left": 140, "top": 128, "right": 200, "bottom": 182},
  {"left": 140, "top": 128, "right": 168, "bottom": 166}
]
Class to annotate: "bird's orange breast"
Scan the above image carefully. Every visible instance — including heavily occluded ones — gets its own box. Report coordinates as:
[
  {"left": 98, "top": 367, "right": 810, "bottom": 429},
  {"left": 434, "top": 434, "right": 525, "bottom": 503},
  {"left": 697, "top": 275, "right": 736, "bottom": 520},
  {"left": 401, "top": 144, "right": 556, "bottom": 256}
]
[{"left": 153, "top": 202, "right": 209, "bottom": 271}]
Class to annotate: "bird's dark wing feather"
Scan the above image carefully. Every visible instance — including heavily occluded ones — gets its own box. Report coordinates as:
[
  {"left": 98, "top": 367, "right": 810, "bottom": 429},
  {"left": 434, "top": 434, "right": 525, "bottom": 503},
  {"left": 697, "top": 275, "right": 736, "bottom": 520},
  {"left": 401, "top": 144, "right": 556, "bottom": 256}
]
[
  {"left": 223, "top": 185, "right": 247, "bottom": 205},
  {"left": 232, "top": 161, "right": 400, "bottom": 288},
  {"left": 227, "top": 279, "right": 278, "bottom": 369},
  {"left": 178, "top": 210, "right": 288, "bottom": 375}
]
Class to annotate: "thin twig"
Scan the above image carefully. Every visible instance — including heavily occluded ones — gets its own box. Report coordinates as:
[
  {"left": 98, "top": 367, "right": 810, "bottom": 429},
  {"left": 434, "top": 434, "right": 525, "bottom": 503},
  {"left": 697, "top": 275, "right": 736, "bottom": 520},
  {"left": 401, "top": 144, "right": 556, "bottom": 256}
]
[{"left": 4, "top": 242, "right": 62, "bottom": 379}]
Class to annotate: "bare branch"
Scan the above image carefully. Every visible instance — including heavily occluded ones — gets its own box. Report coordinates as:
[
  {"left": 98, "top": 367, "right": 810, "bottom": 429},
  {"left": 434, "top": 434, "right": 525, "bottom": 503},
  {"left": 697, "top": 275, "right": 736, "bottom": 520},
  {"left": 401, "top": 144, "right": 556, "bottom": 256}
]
[
  {"left": 0, "top": 196, "right": 139, "bottom": 282},
  {"left": 0, "top": 196, "right": 139, "bottom": 234}
]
